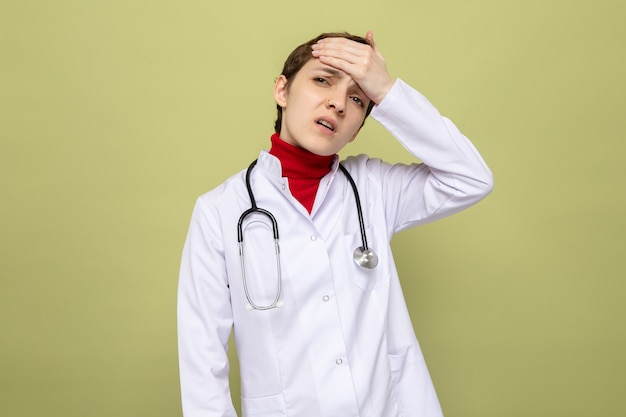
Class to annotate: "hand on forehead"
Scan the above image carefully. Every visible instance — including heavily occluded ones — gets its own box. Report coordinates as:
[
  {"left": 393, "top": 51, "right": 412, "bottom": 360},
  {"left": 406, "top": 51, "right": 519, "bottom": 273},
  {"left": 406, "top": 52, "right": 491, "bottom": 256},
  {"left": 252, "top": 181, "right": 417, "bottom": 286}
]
[
  {"left": 311, "top": 35, "right": 372, "bottom": 70},
  {"left": 311, "top": 31, "right": 394, "bottom": 105}
]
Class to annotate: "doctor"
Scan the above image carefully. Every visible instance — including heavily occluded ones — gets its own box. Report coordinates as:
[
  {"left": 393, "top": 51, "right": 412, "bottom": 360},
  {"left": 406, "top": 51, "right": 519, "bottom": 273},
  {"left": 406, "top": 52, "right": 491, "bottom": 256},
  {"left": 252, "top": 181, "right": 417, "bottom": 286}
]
[{"left": 178, "top": 31, "right": 494, "bottom": 416}]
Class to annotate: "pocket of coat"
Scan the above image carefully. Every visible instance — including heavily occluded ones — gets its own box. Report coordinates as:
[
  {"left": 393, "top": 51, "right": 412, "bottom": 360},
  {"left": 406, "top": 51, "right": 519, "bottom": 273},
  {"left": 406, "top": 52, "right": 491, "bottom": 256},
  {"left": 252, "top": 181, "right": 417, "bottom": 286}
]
[
  {"left": 344, "top": 228, "right": 390, "bottom": 291},
  {"left": 387, "top": 346, "right": 443, "bottom": 417},
  {"left": 241, "top": 392, "right": 286, "bottom": 417},
  {"left": 388, "top": 350, "right": 411, "bottom": 375}
]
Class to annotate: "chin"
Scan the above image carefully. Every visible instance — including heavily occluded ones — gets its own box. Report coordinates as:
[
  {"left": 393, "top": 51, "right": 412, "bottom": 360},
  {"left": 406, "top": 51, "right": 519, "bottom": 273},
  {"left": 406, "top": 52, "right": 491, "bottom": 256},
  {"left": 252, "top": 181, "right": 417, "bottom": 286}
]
[{"left": 307, "top": 146, "right": 337, "bottom": 157}]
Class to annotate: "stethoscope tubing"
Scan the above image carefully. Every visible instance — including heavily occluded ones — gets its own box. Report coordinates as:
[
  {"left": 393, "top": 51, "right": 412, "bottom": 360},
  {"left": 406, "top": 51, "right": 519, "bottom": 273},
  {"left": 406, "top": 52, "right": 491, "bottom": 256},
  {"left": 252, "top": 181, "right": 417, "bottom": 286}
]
[
  {"left": 237, "top": 158, "right": 375, "bottom": 310},
  {"left": 338, "top": 163, "right": 370, "bottom": 253}
]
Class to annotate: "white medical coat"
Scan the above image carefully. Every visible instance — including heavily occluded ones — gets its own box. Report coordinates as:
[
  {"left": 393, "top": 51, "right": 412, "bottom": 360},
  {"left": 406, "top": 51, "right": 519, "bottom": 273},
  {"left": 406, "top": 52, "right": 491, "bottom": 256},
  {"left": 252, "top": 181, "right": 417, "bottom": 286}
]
[{"left": 178, "top": 79, "right": 494, "bottom": 417}]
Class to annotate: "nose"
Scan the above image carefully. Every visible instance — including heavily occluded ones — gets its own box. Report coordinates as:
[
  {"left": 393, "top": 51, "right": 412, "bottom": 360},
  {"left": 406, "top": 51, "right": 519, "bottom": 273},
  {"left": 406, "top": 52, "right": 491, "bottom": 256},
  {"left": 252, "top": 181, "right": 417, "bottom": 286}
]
[{"left": 326, "top": 95, "right": 346, "bottom": 114}]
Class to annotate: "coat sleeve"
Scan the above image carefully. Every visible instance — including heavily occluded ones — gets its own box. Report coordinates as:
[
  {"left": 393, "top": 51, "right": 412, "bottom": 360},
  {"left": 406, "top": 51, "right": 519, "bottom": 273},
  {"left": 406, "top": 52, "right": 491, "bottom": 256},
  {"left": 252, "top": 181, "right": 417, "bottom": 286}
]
[
  {"left": 177, "top": 197, "right": 238, "bottom": 417},
  {"left": 369, "top": 79, "right": 494, "bottom": 233}
]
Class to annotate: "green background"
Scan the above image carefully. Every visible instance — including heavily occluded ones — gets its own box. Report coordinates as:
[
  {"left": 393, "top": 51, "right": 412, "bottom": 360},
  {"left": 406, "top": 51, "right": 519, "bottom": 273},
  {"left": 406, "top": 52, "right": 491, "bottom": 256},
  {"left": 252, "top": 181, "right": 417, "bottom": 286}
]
[{"left": 2, "top": 0, "right": 625, "bottom": 416}]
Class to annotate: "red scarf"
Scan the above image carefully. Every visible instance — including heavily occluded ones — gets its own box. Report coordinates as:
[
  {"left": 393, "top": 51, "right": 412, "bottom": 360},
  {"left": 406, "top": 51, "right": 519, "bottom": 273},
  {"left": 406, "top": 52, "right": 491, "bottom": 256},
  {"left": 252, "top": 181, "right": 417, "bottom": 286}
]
[{"left": 269, "top": 133, "right": 335, "bottom": 213}]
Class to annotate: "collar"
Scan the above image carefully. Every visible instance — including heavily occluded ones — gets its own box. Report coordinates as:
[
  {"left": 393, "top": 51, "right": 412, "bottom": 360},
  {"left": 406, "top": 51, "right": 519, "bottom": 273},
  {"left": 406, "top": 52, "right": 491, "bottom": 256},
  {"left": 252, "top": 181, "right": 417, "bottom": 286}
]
[
  {"left": 268, "top": 133, "right": 336, "bottom": 179},
  {"left": 256, "top": 136, "right": 340, "bottom": 178}
]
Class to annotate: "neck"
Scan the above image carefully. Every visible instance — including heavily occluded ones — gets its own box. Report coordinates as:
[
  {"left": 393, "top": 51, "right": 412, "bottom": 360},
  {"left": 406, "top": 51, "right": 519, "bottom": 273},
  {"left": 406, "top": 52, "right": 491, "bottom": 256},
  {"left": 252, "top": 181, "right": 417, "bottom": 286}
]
[{"left": 268, "top": 133, "right": 335, "bottom": 213}]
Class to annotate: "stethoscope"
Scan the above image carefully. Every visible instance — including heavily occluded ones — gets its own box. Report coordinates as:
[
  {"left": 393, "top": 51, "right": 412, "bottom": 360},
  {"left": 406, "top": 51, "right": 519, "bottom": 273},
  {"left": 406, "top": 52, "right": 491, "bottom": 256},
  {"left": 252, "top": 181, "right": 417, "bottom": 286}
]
[{"left": 237, "top": 159, "right": 378, "bottom": 310}]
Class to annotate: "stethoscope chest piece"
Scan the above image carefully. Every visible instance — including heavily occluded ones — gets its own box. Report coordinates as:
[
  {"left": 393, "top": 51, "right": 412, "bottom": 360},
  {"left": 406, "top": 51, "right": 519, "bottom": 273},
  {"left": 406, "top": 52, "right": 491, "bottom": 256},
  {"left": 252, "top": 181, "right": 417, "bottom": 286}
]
[{"left": 353, "top": 246, "right": 378, "bottom": 269}]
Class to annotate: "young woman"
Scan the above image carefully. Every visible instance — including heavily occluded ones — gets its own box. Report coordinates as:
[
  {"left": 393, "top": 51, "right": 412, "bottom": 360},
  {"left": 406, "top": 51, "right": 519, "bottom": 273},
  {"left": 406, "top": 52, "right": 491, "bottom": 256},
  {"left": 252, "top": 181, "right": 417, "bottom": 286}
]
[{"left": 178, "top": 31, "right": 493, "bottom": 417}]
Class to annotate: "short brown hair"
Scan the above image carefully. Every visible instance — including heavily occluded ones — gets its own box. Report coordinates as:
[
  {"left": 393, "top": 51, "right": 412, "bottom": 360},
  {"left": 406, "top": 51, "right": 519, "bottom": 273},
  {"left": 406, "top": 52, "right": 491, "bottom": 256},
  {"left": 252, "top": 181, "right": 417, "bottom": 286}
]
[{"left": 274, "top": 32, "right": 376, "bottom": 134}]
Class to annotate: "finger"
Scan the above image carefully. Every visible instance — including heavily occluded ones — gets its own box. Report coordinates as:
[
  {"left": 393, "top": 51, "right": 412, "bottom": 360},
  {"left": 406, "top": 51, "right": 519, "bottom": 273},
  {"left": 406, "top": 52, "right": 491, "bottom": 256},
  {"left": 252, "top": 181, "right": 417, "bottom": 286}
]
[
  {"left": 312, "top": 41, "right": 371, "bottom": 65},
  {"left": 311, "top": 46, "right": 359, "bottom": 63},
  {"left": 314, "top": 37, "right": 370, "bottom": 54},
  {"left": 315, "top": 54, "right": 358, "bottom": 75},
  {"left": 365, "top": 29, "right": 384, "bottom": 58},
  {"left": 366, "top": 30, "right": 375, "bottom": 48},
  {"left": 311, "top": 49, "right": 358, "bottom": 67}
]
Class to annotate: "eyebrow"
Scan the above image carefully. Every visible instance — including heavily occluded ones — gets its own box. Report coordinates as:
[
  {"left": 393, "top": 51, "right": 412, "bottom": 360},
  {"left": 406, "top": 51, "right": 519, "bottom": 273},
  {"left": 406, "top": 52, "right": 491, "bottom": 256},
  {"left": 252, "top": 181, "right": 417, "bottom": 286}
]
[{"left": 311, "top": 65, "right": 368, "bottom": 100}]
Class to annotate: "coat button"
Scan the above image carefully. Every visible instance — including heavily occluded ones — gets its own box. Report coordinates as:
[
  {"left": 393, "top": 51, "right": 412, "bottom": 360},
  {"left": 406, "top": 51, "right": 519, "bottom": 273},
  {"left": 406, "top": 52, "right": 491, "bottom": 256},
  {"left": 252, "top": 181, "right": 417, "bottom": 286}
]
[
  {"left": 336, "top": 358, "right": 343, "bottom": 365},
  {"left": 322, "top": 295, "right": 330, "bottom": 302},
  {"left": 310, "top": 235, "right": 317, "bottom": 241}
]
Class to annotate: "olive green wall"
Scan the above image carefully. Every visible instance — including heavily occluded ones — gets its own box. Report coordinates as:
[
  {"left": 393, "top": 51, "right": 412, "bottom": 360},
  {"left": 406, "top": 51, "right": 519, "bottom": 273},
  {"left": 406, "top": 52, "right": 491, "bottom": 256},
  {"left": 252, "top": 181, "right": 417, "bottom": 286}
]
[{"left": 1, "top": 1, "right": 624, "bottom": 416}]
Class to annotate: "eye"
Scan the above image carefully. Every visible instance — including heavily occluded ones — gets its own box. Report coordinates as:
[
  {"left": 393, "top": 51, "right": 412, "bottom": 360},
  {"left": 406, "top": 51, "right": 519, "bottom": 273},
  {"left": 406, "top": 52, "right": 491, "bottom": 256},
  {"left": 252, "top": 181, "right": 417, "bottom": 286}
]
[
  {"left": 314, "top": 77, "right": 329, "bottom": 85},
  {"left": 351, "top": 96, "right": 364, "bottom": 107}
]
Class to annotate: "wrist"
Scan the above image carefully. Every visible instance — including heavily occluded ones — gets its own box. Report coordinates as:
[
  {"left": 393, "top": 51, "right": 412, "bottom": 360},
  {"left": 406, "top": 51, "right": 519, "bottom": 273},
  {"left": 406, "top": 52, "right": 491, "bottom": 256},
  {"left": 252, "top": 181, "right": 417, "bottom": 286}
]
[{"left": 372, "top": 78, "right": 395, "bottom": 104}]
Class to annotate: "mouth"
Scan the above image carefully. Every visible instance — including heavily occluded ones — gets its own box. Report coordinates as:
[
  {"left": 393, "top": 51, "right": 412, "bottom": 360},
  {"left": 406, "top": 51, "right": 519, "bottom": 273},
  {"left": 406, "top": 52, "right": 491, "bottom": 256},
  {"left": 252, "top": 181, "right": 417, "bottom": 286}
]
[{"left": 316, "top": 118, "right": 335, "bottom": 132}]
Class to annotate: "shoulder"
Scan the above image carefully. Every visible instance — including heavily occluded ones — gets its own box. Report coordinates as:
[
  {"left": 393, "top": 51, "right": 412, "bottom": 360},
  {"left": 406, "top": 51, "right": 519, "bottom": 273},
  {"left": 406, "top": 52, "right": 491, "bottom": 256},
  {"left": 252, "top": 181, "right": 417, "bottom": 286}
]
[
  {"left": 191, "top": 169, "right": 248, "bottom": 218},
  {"left": 341, "top": 154, "right": 387, "bottom": 179},
  {"left": 339, "top": 154, "right": 391, "bottom": 194}
]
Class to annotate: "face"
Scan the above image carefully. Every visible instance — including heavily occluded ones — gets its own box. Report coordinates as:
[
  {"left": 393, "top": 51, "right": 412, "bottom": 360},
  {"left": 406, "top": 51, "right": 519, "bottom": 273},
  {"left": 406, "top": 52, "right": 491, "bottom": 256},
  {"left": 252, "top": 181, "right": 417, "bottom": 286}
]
[{"left": 274, "top": 58, "right": 370, "bottom": 156}]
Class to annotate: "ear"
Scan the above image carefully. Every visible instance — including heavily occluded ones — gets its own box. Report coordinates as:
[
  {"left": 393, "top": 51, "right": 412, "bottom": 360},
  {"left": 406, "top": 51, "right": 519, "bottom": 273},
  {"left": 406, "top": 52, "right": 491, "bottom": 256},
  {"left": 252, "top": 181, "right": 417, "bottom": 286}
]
[{"left": 274, "top": 75, "right": 288, "bottom": 108}]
